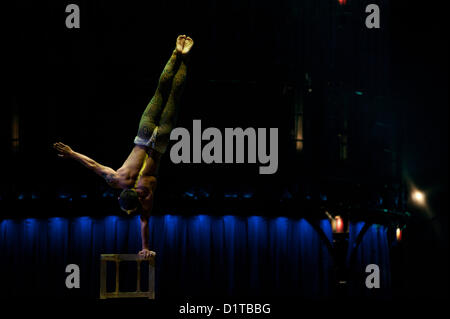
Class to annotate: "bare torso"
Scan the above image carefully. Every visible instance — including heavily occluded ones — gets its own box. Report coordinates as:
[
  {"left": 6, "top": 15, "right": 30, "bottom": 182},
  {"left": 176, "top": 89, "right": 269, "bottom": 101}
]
[{"left": 115, "top": 146, "right": 161, "bottom": 214}]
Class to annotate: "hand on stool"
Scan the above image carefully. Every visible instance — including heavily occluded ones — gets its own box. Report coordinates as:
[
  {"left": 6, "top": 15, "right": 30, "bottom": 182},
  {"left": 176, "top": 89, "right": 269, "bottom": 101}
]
[{"left": 138, "top": 249, "right": 156, "bottom": 258}]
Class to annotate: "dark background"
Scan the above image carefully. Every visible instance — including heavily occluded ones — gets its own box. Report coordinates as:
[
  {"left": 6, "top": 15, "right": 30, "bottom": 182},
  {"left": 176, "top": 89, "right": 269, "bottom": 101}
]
[{"left": 2, "top": 0, "right": 448, "bottom": 299}]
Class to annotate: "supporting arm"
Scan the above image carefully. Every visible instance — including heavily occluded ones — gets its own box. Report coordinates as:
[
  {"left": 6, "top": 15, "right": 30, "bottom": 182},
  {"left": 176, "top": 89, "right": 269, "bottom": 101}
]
[
  {"left": 139, "top": 214, "right": 155, "bottom": 258},
  {"left": 140, "top": 215, "right": 150, "bottom": 250}
]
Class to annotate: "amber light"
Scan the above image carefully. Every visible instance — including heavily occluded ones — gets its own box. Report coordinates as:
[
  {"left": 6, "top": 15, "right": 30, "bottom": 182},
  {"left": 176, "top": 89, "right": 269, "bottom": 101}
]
[
  {"left": 396, "top": 228, "right": 402, "bottom": 241},
  {"left": 336, "top": 216, "right": 344, "bottom": 233}
]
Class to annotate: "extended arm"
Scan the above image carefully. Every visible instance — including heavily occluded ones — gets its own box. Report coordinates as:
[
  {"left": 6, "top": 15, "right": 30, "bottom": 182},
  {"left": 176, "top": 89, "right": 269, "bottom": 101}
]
[{"left": 53, "top": 142, "right": 120, "bottom": 188}]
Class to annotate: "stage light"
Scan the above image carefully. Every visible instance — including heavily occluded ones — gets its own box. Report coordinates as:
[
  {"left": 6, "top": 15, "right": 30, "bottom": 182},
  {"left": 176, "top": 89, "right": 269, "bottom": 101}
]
[
  {"left": 197, "top": 188, "right": 210, "bottom": 198},
  {"left": 331, "top": 215, "right": 344, "bottom": 233},
  {"left": 224, "top": 192, "right": 238, "bottom": 199},
  {"left": 411, "top": 190, "right": 425, "bottom": 205},
  {"left": 183, "top": 191, "right": 194, "bottom": 198},
  {"left": 336, "top": 216, "right": 344, "bottom": 233},
  {"left": 396, "top": 227, "right": 402, "bottom": 241},
  {"left": 102, "top": 191, "right": 114, "bottom": 198},
  {"left": 355, "top": 91, "right": 363, "bottom": 96},
  {"left": 338, "top": 0, "right": 347, "bottom": 6}
]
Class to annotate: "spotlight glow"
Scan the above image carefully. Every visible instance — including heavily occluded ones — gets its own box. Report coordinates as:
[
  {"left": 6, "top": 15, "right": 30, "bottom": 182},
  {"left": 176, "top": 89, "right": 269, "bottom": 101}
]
[
  {"left": 412, "top": 190, "right": 425, "bottom": 205},
  {"left": 396, "top": 227, "right": 402, "bottom": 241}
]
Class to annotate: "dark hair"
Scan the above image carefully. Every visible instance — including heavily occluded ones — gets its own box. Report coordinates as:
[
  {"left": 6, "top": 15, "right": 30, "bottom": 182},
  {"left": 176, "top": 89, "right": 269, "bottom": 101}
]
[{"left": 118, "top": 189, "right": 140, "bottom": 213}]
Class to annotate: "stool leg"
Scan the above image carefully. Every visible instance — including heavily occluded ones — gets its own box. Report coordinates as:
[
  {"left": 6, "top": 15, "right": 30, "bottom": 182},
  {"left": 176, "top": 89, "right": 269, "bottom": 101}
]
[
  {"left": 115, "top": 260, "right": 120, "bottom": 294},
  {"left": 100, "top": 260, "right": 107, "bottom": 299},
  {"left": 149, "top": 259, "right": 155, "bottom": 299},
  {"left": 136, "top": 260, "right": 141, "bottom": 292}
]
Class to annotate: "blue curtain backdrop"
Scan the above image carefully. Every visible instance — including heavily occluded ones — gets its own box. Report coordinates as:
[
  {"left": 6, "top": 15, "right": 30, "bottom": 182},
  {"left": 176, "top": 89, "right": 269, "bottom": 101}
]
[
  {"left": 0, "top": 215, "right": 335, "bottom": 298},
  {"left": 0, "top": 215, "right": 391, "bottom": 298},
  {"left": 346, "top": 222, "right": 392, "bottom": 298}
]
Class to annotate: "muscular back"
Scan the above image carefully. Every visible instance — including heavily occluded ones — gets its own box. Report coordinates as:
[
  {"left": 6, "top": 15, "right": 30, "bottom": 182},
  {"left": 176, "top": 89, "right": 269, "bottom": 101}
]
[{"left": 113, "top": 146, "right": 160, "bottom": 189}]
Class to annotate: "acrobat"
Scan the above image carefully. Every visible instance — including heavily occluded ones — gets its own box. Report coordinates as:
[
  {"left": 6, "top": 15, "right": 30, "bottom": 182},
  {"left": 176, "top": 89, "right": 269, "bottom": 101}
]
[{"left": 53, "top": 35, "right": 194, "bottom": 258}]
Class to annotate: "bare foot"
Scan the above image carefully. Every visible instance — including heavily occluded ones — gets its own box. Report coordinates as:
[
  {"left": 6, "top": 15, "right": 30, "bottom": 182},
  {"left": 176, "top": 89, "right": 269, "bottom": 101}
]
[
  {"left": 182, "top": 36, "right": 194, "bottom": 56},
  {"left": 176, "top": 35, "right": 186, "bottom": 55}
]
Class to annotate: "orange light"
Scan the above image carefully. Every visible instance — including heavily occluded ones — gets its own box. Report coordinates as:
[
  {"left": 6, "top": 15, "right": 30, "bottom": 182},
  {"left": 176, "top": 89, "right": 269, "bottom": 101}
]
[
  {"left": 336, "top": 216, "right": 344, "bottom": 233},
  {"left": 396, "top": 228, "right": 402, "bottom": 241},
  {"left": 338, "top": 0, "right": 347, "bottom": 5}
]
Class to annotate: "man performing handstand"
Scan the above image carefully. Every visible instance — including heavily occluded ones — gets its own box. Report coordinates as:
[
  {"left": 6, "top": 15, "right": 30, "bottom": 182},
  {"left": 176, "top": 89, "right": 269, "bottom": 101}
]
[{"left": 53, "top": 35, "right": 194, "bottom": 258}]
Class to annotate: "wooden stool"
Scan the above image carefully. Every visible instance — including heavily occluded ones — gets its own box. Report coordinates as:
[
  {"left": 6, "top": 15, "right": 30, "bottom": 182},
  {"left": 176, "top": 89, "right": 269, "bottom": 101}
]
[{"left": 100, "top": 254, "right": 155, "bottom": 299}]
